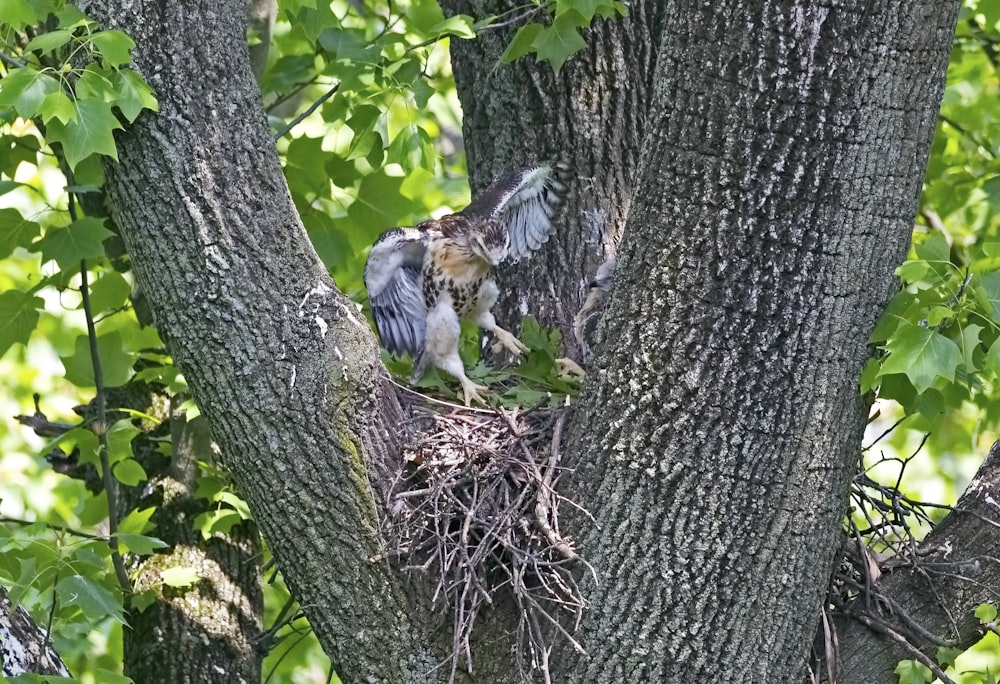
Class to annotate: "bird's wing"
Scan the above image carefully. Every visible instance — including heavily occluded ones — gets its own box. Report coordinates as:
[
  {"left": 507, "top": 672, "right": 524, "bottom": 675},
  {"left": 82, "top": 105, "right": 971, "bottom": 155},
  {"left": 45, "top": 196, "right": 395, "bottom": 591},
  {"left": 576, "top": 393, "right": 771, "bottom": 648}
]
[
  {"left": 460, "top": 162, "right": 568, "bottom": 262},
  {"left": 363, "top": 227, "right": 430, "bottom": 356}
]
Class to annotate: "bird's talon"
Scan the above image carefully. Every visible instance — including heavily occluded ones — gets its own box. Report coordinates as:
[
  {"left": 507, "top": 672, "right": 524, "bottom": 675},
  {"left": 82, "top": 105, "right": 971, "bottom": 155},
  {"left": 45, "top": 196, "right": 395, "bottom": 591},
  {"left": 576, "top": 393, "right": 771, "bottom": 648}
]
[{"left": 556, "top": 357, "right": 586, "bottom": 377}]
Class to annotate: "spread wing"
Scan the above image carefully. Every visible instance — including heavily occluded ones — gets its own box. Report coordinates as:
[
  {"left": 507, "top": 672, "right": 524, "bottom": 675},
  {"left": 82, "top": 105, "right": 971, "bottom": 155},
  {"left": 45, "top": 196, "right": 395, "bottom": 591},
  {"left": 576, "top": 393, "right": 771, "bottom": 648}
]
[
  {"left": 460, "top": 162, "right": 568, "bottom": 262},
  {"left": 363, "top": 227, "right": 430, "bottom": 356}
]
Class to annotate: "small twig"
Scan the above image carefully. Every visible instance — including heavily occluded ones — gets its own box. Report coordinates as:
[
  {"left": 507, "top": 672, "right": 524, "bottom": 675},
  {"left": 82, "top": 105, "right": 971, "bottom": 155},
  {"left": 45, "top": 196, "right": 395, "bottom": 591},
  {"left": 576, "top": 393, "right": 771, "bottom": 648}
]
[
  {"left": 80, "top": 257, "right": 133, "bottom": 595},
  {"left": 272, "top": 83, "right": 340, "bottom": 139},
  {"left": 0, "top": 50, "right": 26, "bottom": 68}
]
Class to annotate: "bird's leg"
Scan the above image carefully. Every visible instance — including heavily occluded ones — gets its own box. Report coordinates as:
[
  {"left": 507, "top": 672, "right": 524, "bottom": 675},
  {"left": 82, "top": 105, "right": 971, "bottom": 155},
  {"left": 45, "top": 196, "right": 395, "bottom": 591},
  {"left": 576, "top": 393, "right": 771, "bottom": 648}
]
[
  {"left": 424, "top": 300, "right": 490, "bottom": 405},
  {"left": 490, "top": 325, "right": 529, "bottom": 357},
  {"left": 555, "top": 357, "right": 586, "bottom": 377},
  {"left": 458, "top": 374, "right": 489, "bottom": 407}
]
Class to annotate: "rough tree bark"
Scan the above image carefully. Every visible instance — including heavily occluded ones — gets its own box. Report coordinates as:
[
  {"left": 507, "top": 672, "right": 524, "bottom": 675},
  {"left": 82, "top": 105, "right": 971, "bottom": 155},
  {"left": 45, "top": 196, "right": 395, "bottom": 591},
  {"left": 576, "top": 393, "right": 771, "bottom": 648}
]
[
  {"left": 73, "top": 0, "right": 971, "bottom": 682},
  {"left": 0, "top": 585, "right": 69, "bottom": 677},
  {"left": 77, "top": 1, "right": 462, "bottom": 681}
]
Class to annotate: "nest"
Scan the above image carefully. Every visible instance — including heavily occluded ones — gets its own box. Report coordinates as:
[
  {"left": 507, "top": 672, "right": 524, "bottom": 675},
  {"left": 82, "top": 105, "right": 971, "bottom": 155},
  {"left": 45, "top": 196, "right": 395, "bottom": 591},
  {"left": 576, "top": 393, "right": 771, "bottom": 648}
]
[{"left": 386, "top": 388, "right": 590, "bottom": 683}]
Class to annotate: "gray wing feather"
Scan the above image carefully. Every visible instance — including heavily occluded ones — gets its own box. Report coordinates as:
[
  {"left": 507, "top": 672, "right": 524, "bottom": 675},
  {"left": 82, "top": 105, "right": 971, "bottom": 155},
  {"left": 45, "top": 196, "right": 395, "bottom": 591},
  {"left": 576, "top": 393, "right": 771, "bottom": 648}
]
[
  {"left": 461, "top": 162, "right": 568, "bottom": 263},
  {"left": 364, "top": 228, "right": 429, "bottom": 356}
]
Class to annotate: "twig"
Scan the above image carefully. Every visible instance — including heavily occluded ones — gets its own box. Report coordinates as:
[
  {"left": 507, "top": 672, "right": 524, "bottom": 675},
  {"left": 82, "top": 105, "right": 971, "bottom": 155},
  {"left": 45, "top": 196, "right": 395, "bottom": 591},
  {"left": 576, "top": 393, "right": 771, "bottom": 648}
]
[
  {"left": 80, "top": 257, "right": 132, "bottom": 595},
  {"left": 272, "top": 83, "right": 340, "bottom": 140}
]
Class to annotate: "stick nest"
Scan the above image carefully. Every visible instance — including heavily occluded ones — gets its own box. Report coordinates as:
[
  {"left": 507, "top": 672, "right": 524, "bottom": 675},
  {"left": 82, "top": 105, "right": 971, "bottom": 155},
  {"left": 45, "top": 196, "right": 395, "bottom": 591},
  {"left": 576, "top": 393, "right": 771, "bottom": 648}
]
[{"left": 386, "top": 390, "right": 590, "bottom": 683}]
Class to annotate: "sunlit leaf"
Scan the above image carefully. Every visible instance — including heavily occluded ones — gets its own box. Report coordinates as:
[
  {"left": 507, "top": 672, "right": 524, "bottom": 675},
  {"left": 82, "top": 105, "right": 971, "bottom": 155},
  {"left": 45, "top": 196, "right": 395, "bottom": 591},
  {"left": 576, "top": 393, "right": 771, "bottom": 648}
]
[
  {"left": 0, "top": 290, "right": 42, "bottom": 357},
  {"left": 118, "top": 507, "right": 156, "bottom": 535},
  {"left": 112, "top": 458, "right": 147, "bottom": 485},
  {"left": 0, "top": 68, "right": 62, "bottom": 120},
  {"left": 112, "top": 69, "right": 158, "bottom": 122},
  {"left": 89, "top": 29, "right": 136, "bottom": 67},
  {"left": 531, "top": 12, "right": 588, "bottom": 72},
  {"left": 24, "top": 29, "right": 74, "bottom": 55},
  {"left": 893, "top": 659, "right": 932, "bottom": 684},
  {"left": 45, "top": 97, "right": 123, "bottom": 169},
  {"left": 115, "top": 533, "right": 168, "bottom": 556},
  {"left": 877, "top": 323, "right": 962, "bottom": 393},
  {"left": 161, "top": 566, "right": 201, "bottom": 587}
]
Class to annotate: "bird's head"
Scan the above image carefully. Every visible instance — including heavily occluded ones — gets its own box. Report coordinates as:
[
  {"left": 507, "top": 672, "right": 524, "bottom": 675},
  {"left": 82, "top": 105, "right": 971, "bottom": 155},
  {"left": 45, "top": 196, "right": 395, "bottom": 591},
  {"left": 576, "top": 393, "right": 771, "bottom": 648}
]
[{"left": 470, "top": 219, "right": 509, "bottom": 266}]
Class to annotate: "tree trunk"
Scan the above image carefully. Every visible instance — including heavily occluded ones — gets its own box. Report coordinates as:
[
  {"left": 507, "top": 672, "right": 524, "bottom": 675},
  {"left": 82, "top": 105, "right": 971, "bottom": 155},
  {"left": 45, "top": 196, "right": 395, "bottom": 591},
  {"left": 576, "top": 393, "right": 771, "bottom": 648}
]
[
  {"left": 121, "top": 410, "right": 263, "bottom": 684},
  {"left": 0, "top": 585, "right": 69, "bottom": 677},
  {"left": 76, "top": 1, "right": 459, "bottom": 680},
  {"left": 829, "top": 440, "right": 1000, "bottom": 683},
  {"left": 561, "top": 1, "right": 958, "bottom": 680}
]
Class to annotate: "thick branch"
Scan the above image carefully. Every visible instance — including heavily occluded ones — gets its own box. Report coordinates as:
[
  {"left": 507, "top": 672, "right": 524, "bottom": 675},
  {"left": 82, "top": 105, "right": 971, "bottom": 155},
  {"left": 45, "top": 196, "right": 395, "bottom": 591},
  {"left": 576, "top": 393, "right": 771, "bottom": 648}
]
[
  {"left": 0, "top": 586, "right": 69, "bottom": 677},
  {"left": 78, "top": 1, "right": 437, "bottom": 679},
  {"left": 831, "top": 440, "right": 1000, "bottom": 682}
]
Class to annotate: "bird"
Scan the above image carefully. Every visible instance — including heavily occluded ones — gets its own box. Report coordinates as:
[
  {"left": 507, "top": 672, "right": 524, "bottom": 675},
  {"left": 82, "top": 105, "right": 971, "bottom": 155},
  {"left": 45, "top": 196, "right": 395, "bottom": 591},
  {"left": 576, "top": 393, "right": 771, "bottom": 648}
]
[
  {"left": 572, "top": 255, "right": 616, "bottom": 366},
  {"left": 363, "top": 162, "right": 568, "bottom": 405}
]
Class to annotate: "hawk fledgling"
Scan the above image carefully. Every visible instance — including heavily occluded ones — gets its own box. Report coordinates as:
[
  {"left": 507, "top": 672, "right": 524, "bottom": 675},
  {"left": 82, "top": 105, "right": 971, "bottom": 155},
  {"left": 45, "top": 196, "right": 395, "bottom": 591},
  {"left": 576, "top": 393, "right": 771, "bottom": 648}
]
[{"left": 364, "top": 163, "right": 568, "bottom": 405}]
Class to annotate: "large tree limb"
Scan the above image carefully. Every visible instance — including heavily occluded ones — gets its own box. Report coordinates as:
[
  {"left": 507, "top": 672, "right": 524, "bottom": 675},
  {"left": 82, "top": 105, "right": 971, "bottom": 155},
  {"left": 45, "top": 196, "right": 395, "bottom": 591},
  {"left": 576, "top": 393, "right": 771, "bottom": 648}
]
[
  {"left": 76, "top": 1, "right": 445, "bottom": 680},
  {"left": 830, "top": 440, "right": 1000, "bottom": 682},
  {"left": 0, "top": 586, "right": 69, "bottom": 677}
]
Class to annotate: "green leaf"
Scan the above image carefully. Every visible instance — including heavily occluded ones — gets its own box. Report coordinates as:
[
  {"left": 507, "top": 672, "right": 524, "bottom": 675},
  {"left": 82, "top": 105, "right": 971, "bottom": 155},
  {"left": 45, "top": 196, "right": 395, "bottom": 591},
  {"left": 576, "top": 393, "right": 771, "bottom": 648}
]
[
  {"left": 36, "top": 217, "right": 112, "bottom": 269},
  {"left": 877, "top": 323, "right": 962, "bottom": 393},
  {"left": 959, "top": 323, "right": 983, "bottom": 370},
  {"left": 40, "top": 89, "right": 77, "bottom": 124},
  {"left": 976, "top": 602, "right": 998, "bottom": 623},
  {"left": 0, "top": 0, "right": 39, "bottom": 29},
  {"left": 56, "top": 574, "right": 126, "bottom": 624},
  {"left": 893, "top": 659, "right": 933, "bottom": 684},
  {"left": 112, "top": 69, "right": 158, "bottom": 122},
  {"left": 214, "top": 491, "right": 252, "bottom": 519},
  {"left": 112, "top": 458, "right": 147, "bottom": 485},
  {"left": 0, "top": 207, "right": 40, "bottom": 258},
  {"left": 935, "top": 646, "right": 962, "bottom": 667},
  {"left": 89, "top": 29, "right": 136, "bottom": 67},
  {"left": 194, "top": 509, "right": 243, "bottom": 540},
  {"left": 59, "top": 330, "right": 136, "bottom": 388},
  {"left": 914, "top": 232, "right": 951, "bottom": 263},
  {"left": 55, "top": 3, "right": 91, "bottom": 29},
  {"left": 976, "top": 272, "right": 1000, "bottom": 323},
  {"left": 131, "top": 589, "right": 157, "bottom": 612},
  {"left": 115, "top": 533, "right": 168, "bottom": 556},
  {"left": 107, "top": 419, "right": 140, "bottom": 464},
  {"left": 347, "top": 171, "right": 418, "bottom": 232},
  {"left": 386, "top": 124, "right": 434, "bottom": 171},
  {"left": 161, "top": 566, "right": 200, "bottom": 588},
  {"left": 502, "top": 23, "right": 543, "bottom": 63},
  {"left": 531, "top": 11, "right": 588, "bottom": 71},
  {"left": 45, "top": 97, "right": 123, "bottom": 169},
  {"left": 87, "top": 271, "right": 131, "bottom": 312},
  {"left": 986, "top": 337, "right": 1000, "bottom": 378},
  {"left": 118, "top": 507, "right": 156, "bottom": 535},
  {"left": 0, "top": 68, "right": 63, "bottom": 120},
  {"left": 924, "top": 305, "right": 953, "bottom": 326},
  {"left": 428, "top": 14, "right": 476, "bottom": 39},
  {"left": 0, "top": 290, "right": 42, "bottom": 357},
  {"left": 24, "top": 29, "right": 74, "bottom": 55}
]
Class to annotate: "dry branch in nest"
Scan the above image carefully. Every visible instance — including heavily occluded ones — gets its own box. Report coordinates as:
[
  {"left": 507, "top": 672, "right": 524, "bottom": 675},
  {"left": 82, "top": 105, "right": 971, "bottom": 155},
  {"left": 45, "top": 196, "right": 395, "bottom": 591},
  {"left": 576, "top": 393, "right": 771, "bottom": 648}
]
[{"left": 385, "top": 388, "right": 591, "bottom": 683}]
